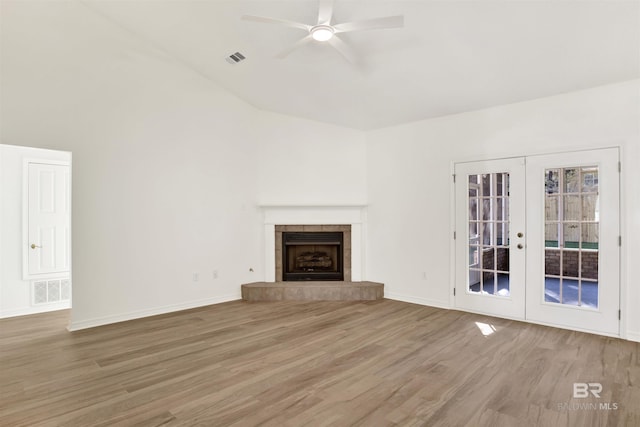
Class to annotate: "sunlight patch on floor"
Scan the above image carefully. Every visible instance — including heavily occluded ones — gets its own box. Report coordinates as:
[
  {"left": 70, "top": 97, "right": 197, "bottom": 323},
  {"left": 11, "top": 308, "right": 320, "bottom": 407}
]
[{"left": 475, "top": 321, "right": 497, "bottom": 337}]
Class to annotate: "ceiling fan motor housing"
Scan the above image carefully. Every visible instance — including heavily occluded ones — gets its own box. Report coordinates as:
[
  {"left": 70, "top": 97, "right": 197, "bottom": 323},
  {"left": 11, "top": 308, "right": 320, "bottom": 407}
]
[{"left": 310, "top": 25, "right": 335, "bottom": 41}]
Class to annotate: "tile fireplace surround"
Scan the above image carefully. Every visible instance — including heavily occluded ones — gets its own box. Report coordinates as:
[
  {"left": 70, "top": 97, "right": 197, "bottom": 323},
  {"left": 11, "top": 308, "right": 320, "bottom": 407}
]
[{"left": 261, "top": 205, "right": 366, "bottom": 282}]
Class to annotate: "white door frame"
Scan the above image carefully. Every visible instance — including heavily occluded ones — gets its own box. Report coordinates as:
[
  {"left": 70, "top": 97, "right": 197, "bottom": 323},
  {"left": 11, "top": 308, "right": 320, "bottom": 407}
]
[{"left": 22, "top": 158, "right": 72, "bottom": 281}]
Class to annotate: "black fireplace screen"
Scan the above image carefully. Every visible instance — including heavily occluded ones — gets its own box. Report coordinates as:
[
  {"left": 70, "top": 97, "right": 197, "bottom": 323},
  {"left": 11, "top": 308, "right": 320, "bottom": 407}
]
[{"left": 282, "top": 232, "right": 344, "bottom": 281}]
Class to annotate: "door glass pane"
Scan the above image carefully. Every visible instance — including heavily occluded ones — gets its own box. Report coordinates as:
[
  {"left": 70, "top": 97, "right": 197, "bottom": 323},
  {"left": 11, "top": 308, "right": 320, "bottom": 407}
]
[
  {"left": 469, "top": 246, "right": 479, "bottom": 265},
  {"left": 469, "top": 222, "right": 478, "bottom": 237},
  {"left": 581, "top": 252, "right": 598, "bottom": 280},
  {"left": 545, "top": 223, "right": 559, "bottom": 247},
  {"left": 482, "top": 222, "right": 492, "bottom": 245},
  {"left": 469, "top": 268, "right": 481, "bottom": 290},
  {"left": 496, "top": 198, "right": 506, "bottom": 220},
  {"left": 496, "top": 247, "right": 509, "bottom": 272},
  {"left": 582, "top": 195, "right": 598, "bottom": 220},
  {"left": 483, "top": 271, "right": 495, "bottom": 294},
  {"left": 563, "top": 168, "right": 580, "bottom": 193},
  {"left": 562, "top": 250, "right": 579, "bottom": 277},
  {"left": 469, "top": 198, "right": 478, "bottom": 221},
  {"left": 563, "top": 195, "right": 580, "bottom": 220},
  {"left": 544, "top": 166, "right": 599, "bottom": 309},
  {"left": 545, "top": 169, "right": 559, "bottom": 194},
  {"left": 481, "top": 199, "right": 491, "bottom": 221},
  {"left": 545, "top": 195, "right": 559, "bottom": 221},
  {"left": 468, "top": 172, "right": 510, "bottom": 297},
  {"left": 560, "top": 279, "right": 580, "bottom": 307},
  {"left": 563, "top": 223, "right": 579, "bottom": 248},
  {"left": 483, "top": 246, "right": 496, "bottom": 270},
  {"left": 545, "top": 249, "right": 560, "bottom": 275},
  {"left": 496, "top": 223, "right": 507, "bottom": 246},
  {"left": 582, "top": 168, "right": 598, "bottom": 192},
  {"left": 482, "top": 174, "right": 491, "bottom": 195},
  {"left": 581, "top": 223, "right": 598, "bottom": 249}
]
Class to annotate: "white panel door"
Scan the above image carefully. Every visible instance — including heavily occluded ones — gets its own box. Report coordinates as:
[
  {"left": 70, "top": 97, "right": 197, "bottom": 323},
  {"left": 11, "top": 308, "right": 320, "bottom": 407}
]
[
  {"left": 525, "top": 148, "right": 620, "bottom": 336},
  {"left": 454, "top": 157, "right": 526, "bottom": 320},
  {"left": 28, "top": 163, "right": 70, "bottom": 277}
]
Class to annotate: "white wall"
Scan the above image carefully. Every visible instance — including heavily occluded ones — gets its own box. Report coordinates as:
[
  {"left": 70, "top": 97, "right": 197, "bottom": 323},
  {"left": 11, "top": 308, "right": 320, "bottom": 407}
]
[
  {"left": 0, "top": 145, "right": 72, "bottom": 317},
  {"left": 254, "top": 110, "right": 368, "bottom": 282},
  {"left": 366, "top": 80, "right": 640, "bottom": 341},
  {"left": 255, "top": 110, "right": 367, "bottom": 206},
  {"left": 0, "top": 1, "right": 367, "bottom": 329}
]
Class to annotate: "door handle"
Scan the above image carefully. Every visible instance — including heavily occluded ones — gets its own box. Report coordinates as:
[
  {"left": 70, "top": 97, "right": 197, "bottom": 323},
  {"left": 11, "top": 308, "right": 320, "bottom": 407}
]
[
  {"left": 30, "top": 244, "right": 41, "bottom": 249},
  {"left": 517, "top": 244, "right": 524, "bottom": 249}
]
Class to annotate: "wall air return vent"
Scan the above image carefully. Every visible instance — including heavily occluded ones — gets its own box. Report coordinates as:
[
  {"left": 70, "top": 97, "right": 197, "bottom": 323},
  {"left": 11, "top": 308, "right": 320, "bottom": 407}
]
[
  {"left": 226, "top": 52, "right": 246, "bottom": 65},
  {"left": 33, "top": 278, "right": 71, "bottom": 305}
]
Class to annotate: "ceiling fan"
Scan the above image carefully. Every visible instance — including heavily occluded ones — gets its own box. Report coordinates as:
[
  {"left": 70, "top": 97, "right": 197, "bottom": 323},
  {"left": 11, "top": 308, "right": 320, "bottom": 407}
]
[{"left": 241, "top": 0, "right": 404, "bottom": 63}]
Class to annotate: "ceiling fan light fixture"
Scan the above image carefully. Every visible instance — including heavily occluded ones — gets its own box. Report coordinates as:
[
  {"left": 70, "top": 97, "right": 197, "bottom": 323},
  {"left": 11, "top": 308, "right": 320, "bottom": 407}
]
[
  {"left": 242, "top": 2, "right": 404, "bottom": 63},
  {"left": 310, "top": 25, "right": 334, "bottom": 42}
]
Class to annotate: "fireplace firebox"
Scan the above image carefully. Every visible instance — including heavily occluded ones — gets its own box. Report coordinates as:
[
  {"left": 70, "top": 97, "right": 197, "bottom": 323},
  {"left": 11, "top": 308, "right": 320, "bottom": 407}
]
[{"left": 282, "top": 232, "right": 344, "bottom": 281}]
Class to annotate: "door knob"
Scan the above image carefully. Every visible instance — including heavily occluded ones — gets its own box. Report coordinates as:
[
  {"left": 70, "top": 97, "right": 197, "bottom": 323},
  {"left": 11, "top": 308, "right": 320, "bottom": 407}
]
[
  {"left": 517, "top": 232, "right": 524, "bottom": 238},
  {"left": 517, "top": 243, "right": 524, "bottom": 249},
  {"left": 30, "top": 244, "right": 41, "bottom": 249}
]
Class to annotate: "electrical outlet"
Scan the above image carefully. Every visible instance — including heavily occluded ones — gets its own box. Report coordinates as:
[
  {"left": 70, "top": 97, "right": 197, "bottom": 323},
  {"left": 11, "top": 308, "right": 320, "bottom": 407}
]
[{"left": 193, "top": 273, "right": 199, "bottom": 282}]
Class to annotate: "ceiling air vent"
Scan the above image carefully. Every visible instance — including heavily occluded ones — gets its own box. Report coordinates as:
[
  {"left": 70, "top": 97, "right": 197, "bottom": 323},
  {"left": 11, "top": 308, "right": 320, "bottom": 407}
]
[{"left": 226, "top": 52, "right": 246, "bottom": 65}]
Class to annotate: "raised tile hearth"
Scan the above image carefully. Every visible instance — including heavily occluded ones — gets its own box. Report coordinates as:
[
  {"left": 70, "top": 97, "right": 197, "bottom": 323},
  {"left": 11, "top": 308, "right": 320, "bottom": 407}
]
[{"left": 241, "top": 281, "right": 384, "bottom": 302}]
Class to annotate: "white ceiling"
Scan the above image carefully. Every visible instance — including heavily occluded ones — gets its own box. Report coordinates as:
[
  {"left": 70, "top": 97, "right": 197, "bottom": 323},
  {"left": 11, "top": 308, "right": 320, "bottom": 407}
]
[{"left": 82, "top": 0, "right": 639, "bottom": 130}]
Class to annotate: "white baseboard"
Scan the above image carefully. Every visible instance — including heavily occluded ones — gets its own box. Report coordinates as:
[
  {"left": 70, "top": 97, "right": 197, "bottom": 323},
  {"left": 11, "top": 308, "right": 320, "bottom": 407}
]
[
  {"left": 385, "top": 292, "right": 451, "bottom": 310},
  {"left": 626, "top": 331, "right": 640, "bottom": 343},
  {"left": 67, "top": 294, "right": 240, "bottom": 331},
  {"left": 0, "top": 301, "right": 71, "bottom": 319}
]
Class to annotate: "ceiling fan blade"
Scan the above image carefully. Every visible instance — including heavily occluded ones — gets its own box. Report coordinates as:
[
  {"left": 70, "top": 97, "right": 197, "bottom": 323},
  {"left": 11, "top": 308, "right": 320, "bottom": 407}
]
[
  {"left": 241, "top": 15, "right": 311, "bottom": 32},
  {"left": 333, "top": 15, "right": 404, "bottom": 33},
  {"left": 317, "top": 0, "right": 335, "bottom": 25},
  {"left": 327, "top": 36, "right": 357, "bottom": 64},
  {"left": 275, "top": 35, "right": 314, "bottom": 59}
]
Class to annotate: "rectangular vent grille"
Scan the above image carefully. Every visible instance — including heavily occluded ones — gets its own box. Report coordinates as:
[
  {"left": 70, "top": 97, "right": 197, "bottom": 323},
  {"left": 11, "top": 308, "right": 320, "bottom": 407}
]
[
  {"left": 33, "top": 279, "right": 71, "bottom": 305},
  {"left": 283, "top": 232, "right": 344, "bottom": 245},
  {"left": 226, "top": 51, "right": 246, "bottom": 64}
]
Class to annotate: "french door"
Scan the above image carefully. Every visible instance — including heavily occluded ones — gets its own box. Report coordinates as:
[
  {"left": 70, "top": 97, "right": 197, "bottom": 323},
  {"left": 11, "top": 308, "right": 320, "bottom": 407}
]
[
  {"left": 525, "top": 149, "right": 619, "bottom": 335},
  {"left": 454, "top": 148, "right": 620, "bottom": 336},
  {"left": 454, "top": 157, "right": 526, "bottom": 320}
]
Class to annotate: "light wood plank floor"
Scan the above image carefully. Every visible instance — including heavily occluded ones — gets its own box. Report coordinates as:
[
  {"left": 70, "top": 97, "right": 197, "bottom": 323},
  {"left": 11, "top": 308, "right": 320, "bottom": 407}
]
[{"left": 1, "top": 300, "right": 638, "bottom": 426}]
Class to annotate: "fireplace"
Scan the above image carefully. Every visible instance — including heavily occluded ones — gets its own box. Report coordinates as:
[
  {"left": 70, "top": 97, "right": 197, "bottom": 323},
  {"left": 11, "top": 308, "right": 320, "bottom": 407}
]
[
  {"left": 283, "top": 232, "right": 343, "bottom": 281},
  {"left": 274, "top": 224, "right": 352, "bottom": 282}
]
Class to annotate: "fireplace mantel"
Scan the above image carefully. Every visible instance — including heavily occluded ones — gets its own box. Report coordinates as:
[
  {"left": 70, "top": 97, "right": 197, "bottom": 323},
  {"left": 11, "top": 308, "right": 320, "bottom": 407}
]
[{"left": 261, "top": 204, "right": 367, "bottom": 283}]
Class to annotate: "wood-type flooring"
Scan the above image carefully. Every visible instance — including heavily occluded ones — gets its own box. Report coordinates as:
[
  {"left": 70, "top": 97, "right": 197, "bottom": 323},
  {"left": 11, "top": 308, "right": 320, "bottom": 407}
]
[{"left": 1, "top": 299, "right": 638, "bottom": 426}]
